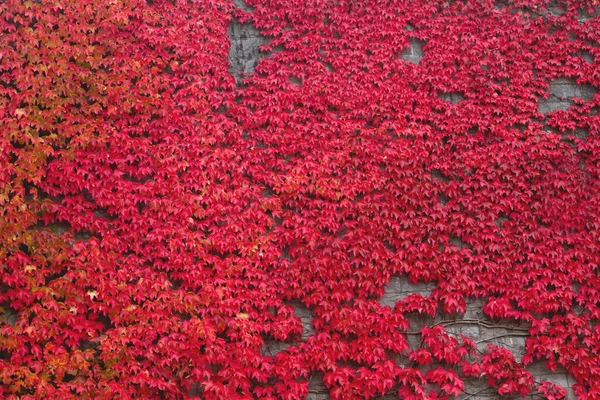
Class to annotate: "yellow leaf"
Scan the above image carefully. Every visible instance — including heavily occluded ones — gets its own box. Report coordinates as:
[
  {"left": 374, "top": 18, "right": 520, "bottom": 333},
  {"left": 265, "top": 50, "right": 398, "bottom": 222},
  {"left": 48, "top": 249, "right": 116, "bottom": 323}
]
[
  {"left": 24, "top": 265, "right": 36, "bottom": 273},
  {"left": 87, "top": 290, "right": 98, "bottom": 300}
]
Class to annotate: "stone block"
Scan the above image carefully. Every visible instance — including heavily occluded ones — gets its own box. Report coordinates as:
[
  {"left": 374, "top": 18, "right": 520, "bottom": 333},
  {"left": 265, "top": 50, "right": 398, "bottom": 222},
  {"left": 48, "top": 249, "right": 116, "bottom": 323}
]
[
  {"left": 458, "top": 325, "right": 480, "bottom": 337},
  {"left": 261, "top": 340, "right": 293, "bottom": 357},
  {"left": 378, "top": 275, "right": 436, "bottom": 308},
  {"left": 228, "top": 19, "right": 269, "bottom": 84},
  {"left": 400, "top": 38, "right": 425, "bottom": 64},
  {"left": 405, "top": 313, "right": 435, "bottom": 350},
  {"left": 463, "top": 298, "right": 486, "bottom": 320},
  {"left": 45, "top": 222, "right": 71, "bottom": 235},
  {"left": 290, "top": 300, "right": 316, "bottom": 338},
  {"left": 232, "top": 0, "right": 254, "bottom": 12},
  {"left": 578, "top": 6, "right": 600, "bottom": 22},
  {"left": 2, "top": 306, "right": 18, "bottom": 326},
  {"left": 539, "top": 78, "right": 597, "bottom": 113},
  {"left": 527, "top": 361, "right": 575, "bottom": 398},
  {"left": 438, "top": 91, "right": 464, "bottom": 104},
  {"left": 289, "top": 76, "right": 303, "bottom": 86},
  {"left": 548, "top": 78, "right": 596, "bottom": 100},
  {"left": 307, "top": 393, "right": 330, "bottom": 400},
  {"left": 547, "top": 4, "right": 566, "bottom": 16},
  {"left": 307, "top": 372, "right": 329, "bottom": 400},
  {"left": 579, "top": 50, "right": 595, "bottom": 63}
]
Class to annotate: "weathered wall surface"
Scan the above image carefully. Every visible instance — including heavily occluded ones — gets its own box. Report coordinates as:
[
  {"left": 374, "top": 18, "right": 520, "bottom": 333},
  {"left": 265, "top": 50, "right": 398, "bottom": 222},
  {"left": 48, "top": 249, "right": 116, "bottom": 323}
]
[
  {"left": 228, "top": 19, "right": 267, "bottom": 85},
  {"left": 376, "top": 278, "right": 574, "bottom": 400},
  {"left": 252, "top": 277, "right": 576, "bottom": 399},
  {"left": 227, "top": 1, "right": 595, "bottom": 399}
]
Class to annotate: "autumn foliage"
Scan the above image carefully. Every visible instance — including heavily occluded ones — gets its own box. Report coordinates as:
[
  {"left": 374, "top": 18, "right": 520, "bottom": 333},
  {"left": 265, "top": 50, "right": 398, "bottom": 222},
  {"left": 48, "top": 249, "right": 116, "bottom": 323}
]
[{"left": 1, "top": 0, "right": 600, "bottom": 398}]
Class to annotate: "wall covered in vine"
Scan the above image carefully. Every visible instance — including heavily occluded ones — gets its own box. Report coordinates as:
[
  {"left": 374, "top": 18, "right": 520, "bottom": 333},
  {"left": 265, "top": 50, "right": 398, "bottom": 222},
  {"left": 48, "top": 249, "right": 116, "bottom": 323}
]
[{"left": 1, "top": 0, "right": 599, "bottom": 398}]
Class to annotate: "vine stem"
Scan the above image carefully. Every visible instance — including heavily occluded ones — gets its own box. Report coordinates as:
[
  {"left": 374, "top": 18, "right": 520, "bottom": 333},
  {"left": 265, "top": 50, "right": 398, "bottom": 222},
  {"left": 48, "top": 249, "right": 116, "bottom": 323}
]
[
  {"left": 475, "top": 332, "right": 530, "bottom": 344},
  {"left": 462, "top": 386, "right": 493, "bottom": 399},
  {"left": 438, "top": 319, "right": 530, "bottom": 332}
]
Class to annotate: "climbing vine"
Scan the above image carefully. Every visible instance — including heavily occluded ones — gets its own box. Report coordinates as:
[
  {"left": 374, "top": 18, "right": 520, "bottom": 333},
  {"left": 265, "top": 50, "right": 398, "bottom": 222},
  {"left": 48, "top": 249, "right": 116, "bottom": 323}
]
[{"left": 1, "top": 0, "right": 599, "bottom": 398}]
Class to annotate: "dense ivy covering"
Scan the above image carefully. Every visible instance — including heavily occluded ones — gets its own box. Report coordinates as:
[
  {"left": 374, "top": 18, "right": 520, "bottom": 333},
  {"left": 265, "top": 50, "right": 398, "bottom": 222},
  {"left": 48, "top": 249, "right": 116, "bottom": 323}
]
[{"left": 1, "top": 0, "right": 600, "bottom": 398}]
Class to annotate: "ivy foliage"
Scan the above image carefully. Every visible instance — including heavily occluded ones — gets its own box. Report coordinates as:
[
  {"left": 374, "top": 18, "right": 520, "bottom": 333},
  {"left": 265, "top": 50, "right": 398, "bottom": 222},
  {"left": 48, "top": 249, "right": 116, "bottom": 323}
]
[{"left": 1, "top": 0, "right": 600, "bottom": 398}]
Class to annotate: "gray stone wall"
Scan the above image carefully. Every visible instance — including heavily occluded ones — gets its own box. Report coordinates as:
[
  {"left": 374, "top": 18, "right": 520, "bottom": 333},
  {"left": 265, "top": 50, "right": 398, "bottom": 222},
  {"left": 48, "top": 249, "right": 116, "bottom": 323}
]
[
  {"left": 227, "top": 18, "right": 268, "bottom": 85},
  {"left": 228, "top": 0, "right": 269, "bottom": 86},
  {"left": 539, "top": 77, "right": 597, "bottom": 114},
  {"left": 399, "top": 37, "right": 425, "bottom": 65},
  {"left": 258, "top": 278, "right": 576, "bottom": 399},
  {"left": 376, "top": 277, "right": 575, "bottom": 400}
]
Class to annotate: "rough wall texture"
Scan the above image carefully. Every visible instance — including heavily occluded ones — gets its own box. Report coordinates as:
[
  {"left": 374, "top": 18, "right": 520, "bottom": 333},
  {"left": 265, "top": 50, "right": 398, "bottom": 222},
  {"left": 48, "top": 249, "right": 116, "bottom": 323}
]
[
  {"left": 227, "top": 1, "right": 593, "bottom": 399},
  {"left": 256, "top": 278, "right": 576, "bottom": 399},
  {"left": 228, "top": 19, "right": 268, "bottom": 85},
  {"left": 539, "top": 77, "right": 597, "bottom": 114},
  {"left": 376, "top": 278, "right": 575, "bottom": 400}
]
